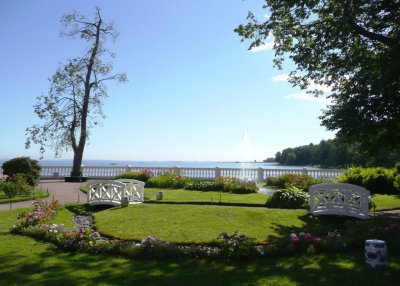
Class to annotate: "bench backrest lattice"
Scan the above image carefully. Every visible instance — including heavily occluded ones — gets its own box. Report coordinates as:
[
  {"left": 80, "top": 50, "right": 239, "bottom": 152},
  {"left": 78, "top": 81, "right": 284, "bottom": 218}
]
[
  {"left": 87, "top": 180, "right": 145, "bottom": 206},
  {"left": 309, "top": 183, "right": 370, "bottom": 219}
]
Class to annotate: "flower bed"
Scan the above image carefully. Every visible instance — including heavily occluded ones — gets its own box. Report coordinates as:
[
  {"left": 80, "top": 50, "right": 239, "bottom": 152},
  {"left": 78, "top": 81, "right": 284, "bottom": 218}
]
[{"left": 10, "top": 200, "right": 400, "bottom": 260}]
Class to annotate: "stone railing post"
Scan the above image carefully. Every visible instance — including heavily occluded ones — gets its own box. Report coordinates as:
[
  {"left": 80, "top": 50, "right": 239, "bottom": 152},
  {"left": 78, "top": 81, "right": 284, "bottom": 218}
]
[
  {"left": 173, "top": 166, "right": 181, "bottom": 175},
  {"left": 126, "top": 165, "right": 132, "bottom": 173},
  {"left": 80, "top": 165, "right": 85, "bottom": 176},
  {"left": 215, "top": 167, "right": 221, "bottom": 180},
  {"left": 302, "top": 168, "right": 308, "bottom": 176},
  {"left": 257, "top": 167, "right": 264, "bottom": 183}
]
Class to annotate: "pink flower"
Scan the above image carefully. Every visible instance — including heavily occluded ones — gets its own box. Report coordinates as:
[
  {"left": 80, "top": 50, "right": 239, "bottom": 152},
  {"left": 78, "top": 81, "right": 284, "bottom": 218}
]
[
  {"left": 290, "top": 233, "right": 299, "bottom": 243},
  {"left": 314, "top": 237, "right": 321, "bottom": 244},
  {"left": 304, "top": 233, "right": 313, "bottom": 240}
]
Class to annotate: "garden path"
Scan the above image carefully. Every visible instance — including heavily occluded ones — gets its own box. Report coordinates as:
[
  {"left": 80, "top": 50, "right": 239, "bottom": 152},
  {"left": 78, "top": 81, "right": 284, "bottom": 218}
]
[{"left": 0, "top": 180, "right": 88, "bottom": 210}]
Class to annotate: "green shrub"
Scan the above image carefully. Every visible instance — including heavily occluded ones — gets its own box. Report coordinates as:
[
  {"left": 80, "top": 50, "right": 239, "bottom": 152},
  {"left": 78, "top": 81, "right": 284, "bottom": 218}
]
[
  {"left": 338, "top": 167, "right": 364, "bottom": 186},
  {"left": 219, "top": 177, "right": 257, "bottom": 194},
  {"left": 0, "top": 173, "right": 31, "bottom": 198},
  {"left": 115, "top": 169, "right": 154, "bottom": 182},
  {"left": 266, "top": 186, "right": 310, "bottom": 209},
  {"left": 146, "top": 173, "right": 192, "bottom": 189},
  {"left": 183, "top": 180, "right": 224, "bottom": 191},
  {"left": 223, "top": 181, "right": 257, "bottom": 194},
  {"left": 265, "top": 177, "right": 279, "bottom": 186},
  {"left": 362, "top": 167, "right": 395, "bottom": 194},
  {"left": 2, "top": 157, "right": 41, "bottom": 187},
  {"left": 339, "top": 167, "right": 397, "bottom": 194},
  {"left": 276, "top": 173, "right": 322, "bottom": 191}
]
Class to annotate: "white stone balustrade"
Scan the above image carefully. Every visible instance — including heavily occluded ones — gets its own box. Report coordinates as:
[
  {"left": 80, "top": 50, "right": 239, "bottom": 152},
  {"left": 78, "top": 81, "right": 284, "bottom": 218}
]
[{"left": 24, "top": 165, "right": 345, "bottom": 182}]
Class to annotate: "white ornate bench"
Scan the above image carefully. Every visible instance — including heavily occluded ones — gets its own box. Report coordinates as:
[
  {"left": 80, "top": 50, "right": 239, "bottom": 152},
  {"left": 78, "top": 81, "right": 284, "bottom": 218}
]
[
  {"left": 309, "top": 183, "right": 370, "bottom": 219},
  {"left": 87, "top": 179, "right": 145, "bottom": 206}
]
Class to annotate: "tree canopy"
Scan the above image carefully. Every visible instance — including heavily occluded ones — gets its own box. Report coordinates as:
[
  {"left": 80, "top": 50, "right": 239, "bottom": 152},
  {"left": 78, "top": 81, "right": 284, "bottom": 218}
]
[
  {"left": 26, "top": 7, "right": 127, "bottom": 176},
  {"left": 236, "top": 1, "right": 400, "bottom": 155}
]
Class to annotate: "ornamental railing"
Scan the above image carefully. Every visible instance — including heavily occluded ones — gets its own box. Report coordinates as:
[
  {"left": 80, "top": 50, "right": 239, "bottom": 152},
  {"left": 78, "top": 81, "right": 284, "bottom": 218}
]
[{"left": 23, "top": 165, "right": 344, "bottom": 182}]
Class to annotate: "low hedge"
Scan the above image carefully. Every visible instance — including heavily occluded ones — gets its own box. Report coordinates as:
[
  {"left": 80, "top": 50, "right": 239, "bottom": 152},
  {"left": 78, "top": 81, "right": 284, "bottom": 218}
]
[{"left": 146, "top": 174, "right": 257, "bottom": 194}]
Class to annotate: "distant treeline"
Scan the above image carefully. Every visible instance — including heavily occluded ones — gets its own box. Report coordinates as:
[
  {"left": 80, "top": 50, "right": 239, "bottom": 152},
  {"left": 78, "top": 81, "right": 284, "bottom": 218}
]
[{"left": 265, "top": 140, "right": 400, "bottom": 168}]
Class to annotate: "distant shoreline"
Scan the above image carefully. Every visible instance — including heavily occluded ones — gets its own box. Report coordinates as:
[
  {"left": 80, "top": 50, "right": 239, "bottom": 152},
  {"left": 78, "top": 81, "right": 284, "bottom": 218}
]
[{"left": 0, "top": 159, "right": 319, "bottom": 170}]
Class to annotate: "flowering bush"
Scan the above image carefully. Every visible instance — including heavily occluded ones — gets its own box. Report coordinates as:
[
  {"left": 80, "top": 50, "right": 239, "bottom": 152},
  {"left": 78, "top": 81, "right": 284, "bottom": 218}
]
[
  {"left": 184, "top": 180, "right": 224, "bottom": 191},
  {"left": 217, "top": 231, "right": 257, "bottom": 258},
  {"left": 0, "top": 175, "right": 9, "bottom": 183},
  {"left": 146, "top": 173, "right": 192, "bottom": 189},
  {"left": 115, "top": 169, "right": 154, "bottom": 182},
  {"left": 12, "top": 200, "right": 59, "bottom": 231},
  {"left": 276, "top": 173, "right": 323, "bottom": 191}
]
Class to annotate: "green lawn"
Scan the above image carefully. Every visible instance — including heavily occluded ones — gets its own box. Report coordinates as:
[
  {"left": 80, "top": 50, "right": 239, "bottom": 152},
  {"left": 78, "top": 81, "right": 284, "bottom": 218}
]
[
  {"left": 0, "top": 188, "right": 49, "bottom": 204},
  {"left": 0, "top": 207, "right": 399, "bottom": 286},
  {"left": 144, "top": 187, "right": 270, "bottom": 205},
  {"left": 372, "top": 194, "right": 400, "bottom": 211},
  {"left": 94, "top": 204, "right": 309, "bottom": 243}
]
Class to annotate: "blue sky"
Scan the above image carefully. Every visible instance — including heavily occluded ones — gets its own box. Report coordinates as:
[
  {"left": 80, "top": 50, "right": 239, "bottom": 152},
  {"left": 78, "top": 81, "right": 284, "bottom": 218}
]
[{"left": 0, "top": 0, "right": 334, "bottom": 162}]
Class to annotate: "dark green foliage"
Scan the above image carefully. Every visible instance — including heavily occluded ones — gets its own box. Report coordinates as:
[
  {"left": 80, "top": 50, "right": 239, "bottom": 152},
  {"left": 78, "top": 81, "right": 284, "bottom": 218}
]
[
  {"left": 2, "top": 157, "right": 41, "bottom": 187},
  {"left": 115, "top": 169, "right": 154, "bottom": 182},
  {"left": 266, "top": 187, "right": 310, "bottom": 209},
  {"left": 339, "top": 167, "right": 398, "bottom": 194},
  {"left": 274, "top": 139, "right": 400, "bottom": 168},
  {"left": 265, "top": 177, "right": 279, "bottom": 187}
]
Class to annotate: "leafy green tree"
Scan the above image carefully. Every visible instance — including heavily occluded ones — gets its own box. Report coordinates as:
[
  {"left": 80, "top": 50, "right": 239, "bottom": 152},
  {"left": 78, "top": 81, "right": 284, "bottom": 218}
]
[
  {"left": 236, "top": 1, "right": 400, "bottom": 155},
  {"left": 26, "top": 7, "right": 127, "bottom": 177},
  {"left": 2, "top": 157, "right": 41, "bottom": 187}
]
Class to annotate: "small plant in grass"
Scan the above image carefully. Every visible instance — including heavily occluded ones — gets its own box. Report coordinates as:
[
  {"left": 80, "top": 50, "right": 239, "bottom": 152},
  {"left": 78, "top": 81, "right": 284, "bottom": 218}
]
[{"left": 266, "top": 186, "right": 310, "bottom": 209}]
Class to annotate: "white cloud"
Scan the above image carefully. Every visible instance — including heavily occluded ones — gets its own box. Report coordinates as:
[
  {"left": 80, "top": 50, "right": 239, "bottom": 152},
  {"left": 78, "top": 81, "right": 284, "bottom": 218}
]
[
  {"left": 286, "top": 92, "right": 332, "bottom": 105},
  {"left": 308, "top": 81, "right": 331, "bottom": 93},
  {"left": 249, "top": 35, "right": 274, "bottom": 53},
  {"left": 249, "top": 41, "right": 274, "bottom": 52},
  {"left": 271, "top": 74, "right": 289, "bottom": 82}
]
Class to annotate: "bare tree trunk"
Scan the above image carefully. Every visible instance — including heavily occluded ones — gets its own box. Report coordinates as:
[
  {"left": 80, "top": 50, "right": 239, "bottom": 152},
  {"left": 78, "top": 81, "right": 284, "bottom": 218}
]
[
  {"left": 71, "top": 147, "right": 84, "bottom": 177},
  {"left": 70, "top": 11, "right": 101, "bottom": 178}
]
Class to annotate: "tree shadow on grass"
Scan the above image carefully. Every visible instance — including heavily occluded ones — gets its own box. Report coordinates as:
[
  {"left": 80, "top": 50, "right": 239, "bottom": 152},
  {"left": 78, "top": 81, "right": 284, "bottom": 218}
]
[
  {"left": 64, "top": 203, "right": 114, "bottom": 214},
  {"left": 265, "top": 213, "right": 356, "bottom": 241},
  {"left": 0, "top": 239, "right": 399, "bottom": 286}
]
